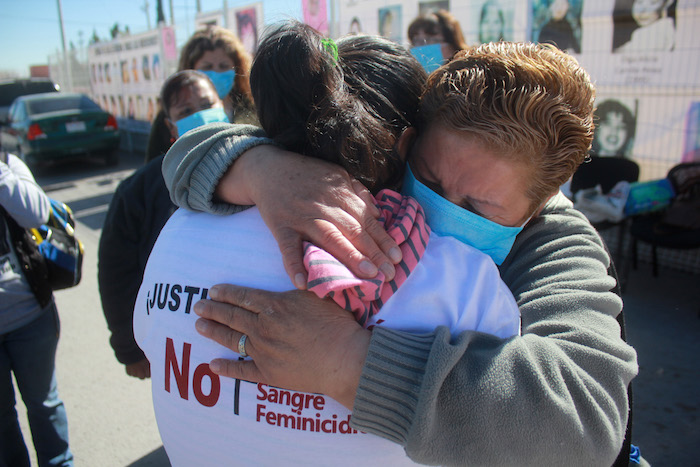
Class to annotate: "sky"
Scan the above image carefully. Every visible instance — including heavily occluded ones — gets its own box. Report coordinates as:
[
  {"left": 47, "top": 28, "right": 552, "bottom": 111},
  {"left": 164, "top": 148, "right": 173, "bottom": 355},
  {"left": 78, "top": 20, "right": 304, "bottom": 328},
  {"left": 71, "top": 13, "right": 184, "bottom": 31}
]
[{"left": 0, "top": 0, "right": 303, "bottom": 77}]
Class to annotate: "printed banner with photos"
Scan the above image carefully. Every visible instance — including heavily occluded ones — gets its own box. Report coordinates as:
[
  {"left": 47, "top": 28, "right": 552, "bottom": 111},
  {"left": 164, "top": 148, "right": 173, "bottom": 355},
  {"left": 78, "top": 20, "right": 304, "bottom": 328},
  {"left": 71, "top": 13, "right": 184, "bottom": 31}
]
[
  {"left": 338, "top": 0, "right": 700, "bottom": 179},
  {"left": 87, "top": 26, "right": 178, "bottom": 123}
]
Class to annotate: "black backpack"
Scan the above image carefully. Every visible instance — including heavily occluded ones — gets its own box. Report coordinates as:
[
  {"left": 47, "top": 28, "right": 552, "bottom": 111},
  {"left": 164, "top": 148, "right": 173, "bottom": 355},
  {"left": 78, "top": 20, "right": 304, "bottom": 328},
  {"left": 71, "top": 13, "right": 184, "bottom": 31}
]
[
  {"left": 657, "top": 162, "right": 700, "bottom": 232},
  {"left": 1, "top": 151, "right": 84, "bottom": 291}
]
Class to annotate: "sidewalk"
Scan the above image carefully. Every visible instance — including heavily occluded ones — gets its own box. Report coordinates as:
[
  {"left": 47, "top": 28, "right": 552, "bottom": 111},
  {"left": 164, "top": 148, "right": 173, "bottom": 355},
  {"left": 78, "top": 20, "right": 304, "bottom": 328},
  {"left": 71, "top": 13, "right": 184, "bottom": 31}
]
[{"left": 621, "top": 262, "right": 700, "bottom": 465}]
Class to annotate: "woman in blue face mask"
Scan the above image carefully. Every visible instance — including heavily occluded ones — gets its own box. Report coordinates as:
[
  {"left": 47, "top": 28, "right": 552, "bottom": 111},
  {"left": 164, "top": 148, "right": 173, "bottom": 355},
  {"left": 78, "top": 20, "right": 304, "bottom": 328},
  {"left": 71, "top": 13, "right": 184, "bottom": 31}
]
[
  {"left": 161, "top": 70, "right": 229, "bottom": 140},
  {"left": 97, "top": 69, "right": 228, "bottom": 383},
  {"left": 178, "top": 27, "right": 256, "bottom": 125},
  {"left": 159, "top": 42, "right": 638, "bottom": 466},
  {"left": 145, "top": 26, "right": 256, "bottom": 163},
  {"left": 136, "top": 23, "right": 521, "bottom": 465},
  {"left": 407, "top": 9, "right": 468, "bottom": 72},
  {"left": 180, "top": 26, "right": 255, "bottom": 120}
]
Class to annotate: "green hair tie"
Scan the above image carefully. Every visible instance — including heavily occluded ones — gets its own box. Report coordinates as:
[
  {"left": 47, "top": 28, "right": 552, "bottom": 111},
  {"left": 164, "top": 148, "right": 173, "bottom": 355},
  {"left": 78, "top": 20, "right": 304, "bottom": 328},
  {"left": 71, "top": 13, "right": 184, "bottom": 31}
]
[{"left": 321, "top": 38, "right": 339, "bottom": 63}]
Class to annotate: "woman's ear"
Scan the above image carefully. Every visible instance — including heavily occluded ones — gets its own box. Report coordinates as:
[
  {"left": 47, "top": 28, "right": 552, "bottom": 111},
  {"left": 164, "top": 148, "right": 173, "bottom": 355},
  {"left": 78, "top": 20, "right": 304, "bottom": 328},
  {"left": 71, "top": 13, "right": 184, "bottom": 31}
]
[
  {"left": 165, "top": 117, "right": 179, "bottom": 140},
  {"left": 396, "top": 127, "right": 417, "bottom": 161}
]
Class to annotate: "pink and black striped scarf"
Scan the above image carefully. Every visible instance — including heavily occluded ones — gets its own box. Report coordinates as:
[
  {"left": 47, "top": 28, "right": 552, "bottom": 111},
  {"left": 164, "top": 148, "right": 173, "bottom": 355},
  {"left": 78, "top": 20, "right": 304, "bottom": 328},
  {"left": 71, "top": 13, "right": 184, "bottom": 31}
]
[{"left": 303, "top": 189, "right": 430, "bottom": 327}]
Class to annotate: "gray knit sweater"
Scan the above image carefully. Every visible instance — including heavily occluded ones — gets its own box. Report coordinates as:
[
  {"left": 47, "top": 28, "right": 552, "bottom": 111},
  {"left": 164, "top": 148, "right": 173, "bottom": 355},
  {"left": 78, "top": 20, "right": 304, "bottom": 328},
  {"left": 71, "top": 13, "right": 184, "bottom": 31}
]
[{"left": 162, "top": 123, "right": 639, "bottom": 466}]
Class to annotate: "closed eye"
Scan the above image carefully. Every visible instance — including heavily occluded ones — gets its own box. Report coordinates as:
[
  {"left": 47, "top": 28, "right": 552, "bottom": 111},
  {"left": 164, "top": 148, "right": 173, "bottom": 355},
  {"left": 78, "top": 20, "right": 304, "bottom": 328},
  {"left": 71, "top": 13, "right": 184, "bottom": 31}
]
[
  {"left": 174, "top": 107, "right": 194, "bottom": 120},
  {"left": 416, "top": 172, "right": 485, "bottom": 216},
  {"left": 420, "top": 177, "right": 443, "bottom": 196}
]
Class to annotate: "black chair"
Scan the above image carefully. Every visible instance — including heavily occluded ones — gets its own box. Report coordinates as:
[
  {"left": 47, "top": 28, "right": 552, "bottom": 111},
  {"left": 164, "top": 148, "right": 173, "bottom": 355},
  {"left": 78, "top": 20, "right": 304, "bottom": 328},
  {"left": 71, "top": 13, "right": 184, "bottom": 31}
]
[
  {"left": 628, "top": 162, "right": 700, "bottom": 277},
  {"left": 570, "top": 156, "right": 640, "bottom": 274},
  {"left": 570, "top": 156, "right": 641, "bottom": 196}
]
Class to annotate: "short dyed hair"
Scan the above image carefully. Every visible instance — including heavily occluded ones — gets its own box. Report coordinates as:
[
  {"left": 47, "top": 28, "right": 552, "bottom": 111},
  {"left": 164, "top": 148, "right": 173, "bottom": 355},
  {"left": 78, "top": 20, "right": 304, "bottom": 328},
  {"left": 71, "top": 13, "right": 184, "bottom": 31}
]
[
  {"left": 418, "top": 41, "right": 595, "bottom": 211},
  {"left": 251, "top": 22, "right": 427, "bottom": 192},
  {"left": 407, "top": 9, "right": 468, "bottom": 52},
  {"left": 178, "top": 26, "right": 253, "bottom": 109}
]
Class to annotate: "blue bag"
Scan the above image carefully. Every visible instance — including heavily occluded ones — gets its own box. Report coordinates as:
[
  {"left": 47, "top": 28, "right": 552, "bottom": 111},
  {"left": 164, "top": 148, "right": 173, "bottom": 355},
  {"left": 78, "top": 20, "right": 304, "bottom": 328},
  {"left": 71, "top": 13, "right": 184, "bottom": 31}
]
[
  {"left": 29, "top": 198, "right": 84, "bottom": 290},
  {"left": 624, "top": 178, "right": 675, "bottom": 216}
]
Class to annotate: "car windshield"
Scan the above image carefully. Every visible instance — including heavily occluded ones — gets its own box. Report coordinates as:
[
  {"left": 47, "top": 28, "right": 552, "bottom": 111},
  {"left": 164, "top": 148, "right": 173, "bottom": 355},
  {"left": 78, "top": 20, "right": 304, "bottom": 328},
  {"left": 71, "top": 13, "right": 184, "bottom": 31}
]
[{"left": 27, "top": 95, "right": 100, "bottom": 115}]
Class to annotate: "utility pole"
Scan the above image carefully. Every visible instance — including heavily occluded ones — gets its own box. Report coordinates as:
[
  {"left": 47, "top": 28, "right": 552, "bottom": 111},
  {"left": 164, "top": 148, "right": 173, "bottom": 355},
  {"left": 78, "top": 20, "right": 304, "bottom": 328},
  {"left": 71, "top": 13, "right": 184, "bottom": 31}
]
[
  {"left": 329, "top": 0, "right": 337, "bottom": 37},
  {"left": 156, "top": 0, "right": 166, "bottom": 25},
  {"left": 170, "top": 0, "right": 175, "bottom": 25},
  {"left": 56, "top": 0, "right": 73, "bottom": 91},
  {"left": 141, "top": 0, "right": 152, "bottom": 30},
  {"left": 223, "top": 0, "right": 229, "bottom": 29},
  {"left": 78, "top": 30, "right": 84, "bottom": 62}
]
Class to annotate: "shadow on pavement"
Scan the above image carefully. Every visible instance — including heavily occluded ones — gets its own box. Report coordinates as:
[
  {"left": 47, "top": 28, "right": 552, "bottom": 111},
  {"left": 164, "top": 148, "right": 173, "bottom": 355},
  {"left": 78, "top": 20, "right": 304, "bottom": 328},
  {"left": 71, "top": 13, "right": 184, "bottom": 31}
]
[
  {"left": 32, "top": 150, "right": 145, "bottom": 231},
  {"left": 79, "top": 209, "right": 112, "bottom": 231},
  {"left": 33, "top": 149, "right": 143, "bottom": 188},
  {"left": 68, "top": 192, "right": 116, "bottom": 230},
  {"left": 126, "top": 446, "right": 171, "bottom": 467},
  {"left": 622, "top": 263, "right": 700, "bottom": 465}
]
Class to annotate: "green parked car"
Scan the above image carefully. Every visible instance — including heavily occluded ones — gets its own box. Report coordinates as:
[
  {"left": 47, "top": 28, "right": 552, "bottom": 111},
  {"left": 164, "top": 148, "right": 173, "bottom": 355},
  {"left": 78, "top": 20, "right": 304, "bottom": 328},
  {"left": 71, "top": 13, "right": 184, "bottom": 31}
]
[{"left": 0, "top": 92, "right": 120, "bottom": 166}]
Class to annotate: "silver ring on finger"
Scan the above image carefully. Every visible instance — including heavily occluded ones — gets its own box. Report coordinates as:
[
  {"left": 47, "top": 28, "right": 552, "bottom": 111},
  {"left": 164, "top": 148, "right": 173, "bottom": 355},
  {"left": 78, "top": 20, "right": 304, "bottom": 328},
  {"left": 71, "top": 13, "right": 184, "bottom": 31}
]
[{"left": 238, "top": 334, "right": 249, "bottom": 358}]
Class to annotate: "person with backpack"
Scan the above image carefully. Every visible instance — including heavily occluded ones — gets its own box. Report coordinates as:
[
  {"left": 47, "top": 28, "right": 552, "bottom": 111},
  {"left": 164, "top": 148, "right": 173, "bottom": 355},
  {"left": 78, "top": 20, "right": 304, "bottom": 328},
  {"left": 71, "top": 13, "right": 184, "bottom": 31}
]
[{"left": 0, "top": 151, "right": 73, "bottom": 466}]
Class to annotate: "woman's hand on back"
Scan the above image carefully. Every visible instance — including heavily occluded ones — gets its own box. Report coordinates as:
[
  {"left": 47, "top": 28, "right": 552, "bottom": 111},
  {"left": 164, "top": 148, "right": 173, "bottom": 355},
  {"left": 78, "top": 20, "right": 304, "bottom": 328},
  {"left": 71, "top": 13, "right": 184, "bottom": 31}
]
[
  {"left": 193, "top": 284, "right": 371, "bottom": 410},
  {"left": 218, "top": 145, "right": 403, "bottom": 289}
]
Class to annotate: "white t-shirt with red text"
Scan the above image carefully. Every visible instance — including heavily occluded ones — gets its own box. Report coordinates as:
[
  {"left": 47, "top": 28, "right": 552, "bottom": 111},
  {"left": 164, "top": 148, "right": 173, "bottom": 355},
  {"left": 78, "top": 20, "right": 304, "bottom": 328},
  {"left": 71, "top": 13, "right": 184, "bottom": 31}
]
[{"left": 133, "top": 206, "right": 519, "bottom": 466}]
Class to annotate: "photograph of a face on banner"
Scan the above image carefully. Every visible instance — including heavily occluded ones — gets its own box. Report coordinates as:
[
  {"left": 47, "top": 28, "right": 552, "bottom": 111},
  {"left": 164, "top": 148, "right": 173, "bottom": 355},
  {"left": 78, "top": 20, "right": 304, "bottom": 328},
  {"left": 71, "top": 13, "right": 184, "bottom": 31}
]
[
  {"left": 303, "top": 0, "right": 328, "bottom": 35},
  {"left": 478, "top": 0, "right": 507, "bottom": 43},
  {"left": 152, "top": 54, "right": 161, "bottom": 80},
  {"left": 349, "top": 16, "right": 362, "bottom": 34},
  {"left": 121, "top": 60, "right": 130, "bottom": 84},
  {"left": 142, "top": 55, "right": 151, "bottom": 81},
  {"left": 592, "top": 98, "right": 638, "bottom": 158},
  {"left": 237, "top": 9, "right": 258, "bottom": 55},
  {"left": 378, "top": 5, "right": 402, "bottom": 43},
  {"left": 532, "top": 0, "right": 582, "bottom": 54},
  {"left": 613, "top": 0, "right": 676, "bottom": 53},
  {"left": 418, "top": 0, "right": 449, "bottom": 14},
  {"left": 683, "top": 102, "right": 700, "bottom": 163}
]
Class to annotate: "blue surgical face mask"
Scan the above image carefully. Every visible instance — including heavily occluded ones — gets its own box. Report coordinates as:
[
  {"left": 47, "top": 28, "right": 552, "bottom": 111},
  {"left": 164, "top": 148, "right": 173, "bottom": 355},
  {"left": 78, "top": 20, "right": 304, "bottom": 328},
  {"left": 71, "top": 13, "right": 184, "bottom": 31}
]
[
  {"left": 410, "top": 44, "right": 445, "bottom": 73},
  {"left": 175, "top": 107, "right": 229, "bottom": 137},
  {"left": 402, "top": 165, "right": 526, "bottom": 265},
  {"left": 199, "top": 69, "right": 236, "bottom": 99}
]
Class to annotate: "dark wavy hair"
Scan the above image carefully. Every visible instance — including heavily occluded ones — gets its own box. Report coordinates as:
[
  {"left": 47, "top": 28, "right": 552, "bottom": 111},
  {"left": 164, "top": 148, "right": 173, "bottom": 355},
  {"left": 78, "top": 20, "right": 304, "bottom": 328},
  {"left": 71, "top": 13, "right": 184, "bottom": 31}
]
[
  {"left": 178, "top": 26, "right": 254, "bottom": 112},
  {"left": 160, "top": 70, "right": 215, "bottom": 119},
  {"left": 250, "top": 21, "right": 427, "bottom": 193}
]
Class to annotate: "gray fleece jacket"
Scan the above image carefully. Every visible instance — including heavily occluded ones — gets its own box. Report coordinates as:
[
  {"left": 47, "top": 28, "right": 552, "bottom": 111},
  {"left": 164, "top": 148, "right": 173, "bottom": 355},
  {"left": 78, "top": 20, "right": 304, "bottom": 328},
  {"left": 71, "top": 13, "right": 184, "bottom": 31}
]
[{"left": 162, "top": 123, "right": 639, "bottom": 466}]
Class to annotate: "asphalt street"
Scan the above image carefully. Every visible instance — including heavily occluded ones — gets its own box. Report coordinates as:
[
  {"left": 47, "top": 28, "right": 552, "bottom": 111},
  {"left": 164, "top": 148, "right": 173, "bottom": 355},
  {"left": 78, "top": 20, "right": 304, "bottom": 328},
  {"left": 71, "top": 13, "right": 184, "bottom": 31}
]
[
  {"left": 15, "top": 151, "right": 171, "bottom": 466},
  {"left": 12, "top": 150, "right": 699, "bottom": 466}
]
